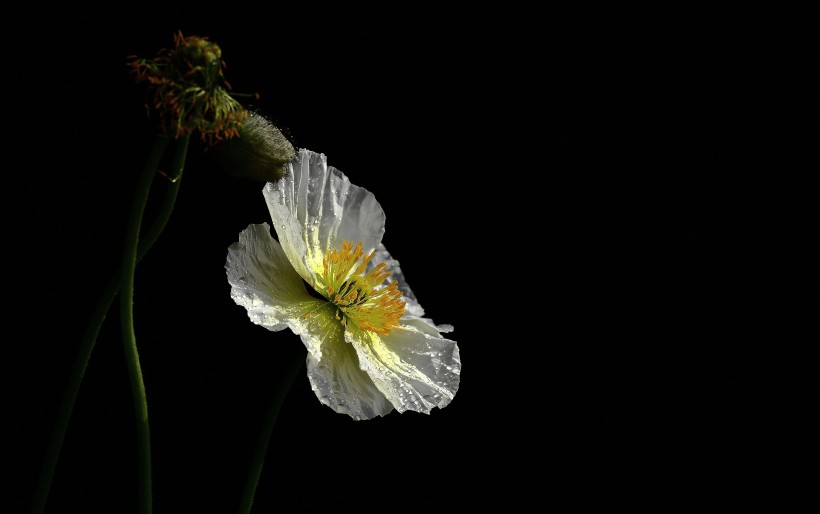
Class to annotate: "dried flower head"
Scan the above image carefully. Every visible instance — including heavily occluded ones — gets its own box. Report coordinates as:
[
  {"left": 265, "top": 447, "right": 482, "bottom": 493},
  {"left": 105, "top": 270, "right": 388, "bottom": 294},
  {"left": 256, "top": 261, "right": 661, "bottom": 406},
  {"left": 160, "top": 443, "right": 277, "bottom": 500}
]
[{"left": 129, "top": 31, "right": 250, "bottom": 145}]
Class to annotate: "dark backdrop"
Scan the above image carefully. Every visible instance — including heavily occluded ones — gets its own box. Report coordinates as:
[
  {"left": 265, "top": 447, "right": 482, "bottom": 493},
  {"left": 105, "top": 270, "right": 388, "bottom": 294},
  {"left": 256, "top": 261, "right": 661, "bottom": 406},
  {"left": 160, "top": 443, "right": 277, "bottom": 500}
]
[{"left": 16, "top": 13, "right": 816, "bottom": 512}]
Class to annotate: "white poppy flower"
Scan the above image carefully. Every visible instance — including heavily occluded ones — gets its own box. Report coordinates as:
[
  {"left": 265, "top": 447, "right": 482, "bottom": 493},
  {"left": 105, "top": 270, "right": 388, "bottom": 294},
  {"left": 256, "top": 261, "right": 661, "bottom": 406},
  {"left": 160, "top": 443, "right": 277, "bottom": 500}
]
[{"left": 226, "top": 149, "right": 460, "bottom": 420}]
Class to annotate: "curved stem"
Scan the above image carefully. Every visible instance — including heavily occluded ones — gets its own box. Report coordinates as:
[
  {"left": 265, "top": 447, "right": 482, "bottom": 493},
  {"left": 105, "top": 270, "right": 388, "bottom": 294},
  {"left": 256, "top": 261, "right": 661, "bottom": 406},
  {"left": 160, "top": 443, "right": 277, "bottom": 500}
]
[
  {"left": 138, "top": 135, "right": 189, "bottom": 260},
  {"left": 238, "top": 353, "right": 305, "bottom": 514},
  {"left": 31, "top": 135, "right": 190, "bottom": 514},
  {"left": 120, "top": 133, "right": 190, "bottom": 514}
]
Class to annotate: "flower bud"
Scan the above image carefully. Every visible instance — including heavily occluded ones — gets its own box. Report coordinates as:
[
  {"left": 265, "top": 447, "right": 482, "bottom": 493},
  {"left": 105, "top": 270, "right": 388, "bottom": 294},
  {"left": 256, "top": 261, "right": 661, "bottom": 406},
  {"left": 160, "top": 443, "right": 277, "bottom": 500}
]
[{"left": 212, "top": 113, "right": 295, "bottom": 183}]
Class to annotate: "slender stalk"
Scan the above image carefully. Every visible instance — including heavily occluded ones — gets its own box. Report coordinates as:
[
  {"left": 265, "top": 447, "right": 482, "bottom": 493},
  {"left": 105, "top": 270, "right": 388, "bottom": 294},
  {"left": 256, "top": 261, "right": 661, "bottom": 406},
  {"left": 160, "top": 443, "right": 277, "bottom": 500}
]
[
  {"left": 119, "top": 133, "right": 190, "bottom": 514},
  {"left": 139, "top": 135, "right": 189, "bottom": 258},
  {"left": 31, "top": 135, "right": 190, "bottom": 514},
  {"left": 238, "top": 354, "right": 305, "bottom": 514}
]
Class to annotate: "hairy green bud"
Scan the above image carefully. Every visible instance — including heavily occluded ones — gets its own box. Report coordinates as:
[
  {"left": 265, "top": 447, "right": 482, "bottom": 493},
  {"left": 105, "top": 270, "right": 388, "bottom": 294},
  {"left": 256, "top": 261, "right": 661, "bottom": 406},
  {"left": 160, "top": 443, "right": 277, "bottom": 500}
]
[{"left": 213, "top": 113, "right": 295, "bottom": 183}]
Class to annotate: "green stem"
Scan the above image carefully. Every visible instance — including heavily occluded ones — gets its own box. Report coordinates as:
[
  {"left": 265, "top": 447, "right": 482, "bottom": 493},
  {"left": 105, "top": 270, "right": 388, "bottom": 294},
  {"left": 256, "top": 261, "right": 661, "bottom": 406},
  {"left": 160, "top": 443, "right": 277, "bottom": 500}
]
[
  {"left": 238, "top": 354, "right": 305, "bottom": 514},
  {"left": 139, "top": 135, "right": 189, "bottom": 259},
  {"left": 31, "top": 135, "right": 189, "bottom": 514},
  {"left": 120, "top": 133, "right": 190, "bottom": 514}
]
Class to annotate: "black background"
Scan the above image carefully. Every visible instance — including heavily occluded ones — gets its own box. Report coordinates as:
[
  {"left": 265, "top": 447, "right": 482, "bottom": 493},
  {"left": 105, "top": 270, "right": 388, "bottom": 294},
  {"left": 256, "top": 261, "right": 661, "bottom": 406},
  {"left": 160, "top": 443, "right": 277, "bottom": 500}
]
[{"left": 16, "top": 12, "right": 817, "bottom": 512}]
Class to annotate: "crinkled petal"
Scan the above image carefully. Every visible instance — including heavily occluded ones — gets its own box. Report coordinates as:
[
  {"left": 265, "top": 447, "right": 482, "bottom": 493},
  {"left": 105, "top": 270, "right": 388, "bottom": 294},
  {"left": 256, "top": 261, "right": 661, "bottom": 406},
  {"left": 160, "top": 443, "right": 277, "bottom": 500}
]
[
  {"left": 345, "top": 319, "right": 460, "bottom": 414},
  {"left": 370, "top": 245, "right": 454, "bottom": 330},
  {"left": 226, "top": 223, "right": 321, "bottom": 330},
  {"left": 370, "top": 244, "right": 425, "bottom": 317},
  {"left": 263, "top": 149, "right": 386, "bottom": 288},
  {"left": 289, "top": 305, "right": 393, "bottom": 420},
  {"left": 407, "top": 316, "right": 455, "bottom": 335}
]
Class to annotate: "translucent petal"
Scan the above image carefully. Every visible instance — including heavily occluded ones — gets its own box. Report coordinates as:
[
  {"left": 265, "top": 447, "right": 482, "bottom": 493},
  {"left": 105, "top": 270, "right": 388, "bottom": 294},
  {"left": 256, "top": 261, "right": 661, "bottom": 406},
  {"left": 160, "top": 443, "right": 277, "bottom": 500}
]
[
  {"left": 346, "top": 319, "right": 460, "bottom": 414},
  {"left": 370, "top": 244, "right": 425, "bottom": 317},
  {"left": 406, "top": 316, "right": 455, "bottom": 335},
  {"left": 290, "top": 306, "right": 393, "bottom": 420},
  {"left": 226, "top": 223, "right": 321, "bottom": 330},
  {"left": 263, "top": 149, "right": 386, "bottom": 288}
]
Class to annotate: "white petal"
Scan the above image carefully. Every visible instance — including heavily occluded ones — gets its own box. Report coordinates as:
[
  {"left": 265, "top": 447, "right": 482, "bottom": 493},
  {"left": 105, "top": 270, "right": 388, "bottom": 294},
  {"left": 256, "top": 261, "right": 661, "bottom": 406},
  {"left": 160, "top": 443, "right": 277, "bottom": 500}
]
[
  {"left": 226, "top": 223, "right": 320, "bottom": 330},
  {"left": 346, "top": 320, "right": 461, "bottom": 414},
  {"left": 291, "top": 306, "right": 393, "bottom": 420},
  {"left": 370, "top": 244, "right": 425, "bottom": 317},
  {"left": 263, "top": 149, "right": 386, "bottom": 288},
  {"left": 404, "top": 316, "right": 455, "bottom": 335}
]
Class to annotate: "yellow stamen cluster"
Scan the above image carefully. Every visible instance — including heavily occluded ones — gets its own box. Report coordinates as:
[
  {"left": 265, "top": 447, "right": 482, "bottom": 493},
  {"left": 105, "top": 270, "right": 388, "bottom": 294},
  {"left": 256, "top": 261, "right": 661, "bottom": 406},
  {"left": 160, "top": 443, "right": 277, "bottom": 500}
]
[{"left": 318, "top": 241, "right": 405, "bottom": 335}]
